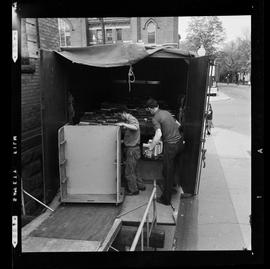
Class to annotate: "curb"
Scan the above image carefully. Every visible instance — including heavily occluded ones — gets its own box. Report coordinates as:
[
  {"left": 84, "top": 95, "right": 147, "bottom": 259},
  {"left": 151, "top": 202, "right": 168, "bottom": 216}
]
[{"left": 210, "top": 92, "right": 230, "bottom": 102}]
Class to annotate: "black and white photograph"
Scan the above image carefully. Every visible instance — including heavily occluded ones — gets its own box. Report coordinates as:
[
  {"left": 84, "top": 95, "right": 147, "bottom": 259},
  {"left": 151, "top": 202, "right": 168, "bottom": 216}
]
[{"left": 11, "top": 0, "right": 263, "bottom": 268}]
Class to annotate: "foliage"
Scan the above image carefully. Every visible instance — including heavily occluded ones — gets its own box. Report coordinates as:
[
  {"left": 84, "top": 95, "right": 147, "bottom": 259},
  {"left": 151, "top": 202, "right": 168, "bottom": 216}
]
[
  {"left": 181, "top": 16, "right": 226, "bottom": 56},
  {"left": 179, "top": 16, "right": 251, "bottom": 82},
  {"left": 217, "top": 34, "right": 251, "bottom": 80}
]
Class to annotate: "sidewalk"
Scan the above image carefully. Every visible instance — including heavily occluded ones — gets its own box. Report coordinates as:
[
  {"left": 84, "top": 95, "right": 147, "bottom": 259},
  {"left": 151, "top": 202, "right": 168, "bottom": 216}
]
[
  {"left": 174, "top": 127, "right": 251, "bottom": 250},
  {"left": 211, "top": 127, "right": 251, "bottom": 249}
]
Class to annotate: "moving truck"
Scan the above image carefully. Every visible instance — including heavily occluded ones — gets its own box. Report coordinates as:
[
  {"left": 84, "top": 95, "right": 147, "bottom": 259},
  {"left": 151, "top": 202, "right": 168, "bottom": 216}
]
[{"left": 22, "top": 43, "right": 213, "bottom": 251}]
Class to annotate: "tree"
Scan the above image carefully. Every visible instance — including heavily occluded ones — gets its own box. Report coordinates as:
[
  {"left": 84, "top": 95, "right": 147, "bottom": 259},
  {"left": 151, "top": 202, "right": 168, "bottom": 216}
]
[
  {"left": 236, "top": 35, "right": 251, "bottom": 74},
  {"left": 220, "top": 41, "right": 239, "bottom": 72},
  {"left": 217, "top": 31, "right": 251, "bottom": 82},
  {"left": 181, "top": 16, "right": 225, "bottom": 56}
]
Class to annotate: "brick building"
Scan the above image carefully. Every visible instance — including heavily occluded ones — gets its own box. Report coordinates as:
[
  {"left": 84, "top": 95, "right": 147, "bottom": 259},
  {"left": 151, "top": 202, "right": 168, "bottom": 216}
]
[
  {"left": 64, "top": 17, "right": 179, "bottom": 47},
  {"left": 21, "top": 18, "right": 60, "bottom": 218},
  {"left": 130, "top": 17, "right": 179, "bottom": 46}
]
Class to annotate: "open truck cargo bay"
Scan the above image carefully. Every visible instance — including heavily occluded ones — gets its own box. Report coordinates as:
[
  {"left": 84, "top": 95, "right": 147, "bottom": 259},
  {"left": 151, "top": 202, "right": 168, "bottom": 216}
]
[
  {"left": 40, "top": 43, "right": 210, "bottom": 203},
  {"left": 22, "top": 43, "right": 211, "bottom": 251}
]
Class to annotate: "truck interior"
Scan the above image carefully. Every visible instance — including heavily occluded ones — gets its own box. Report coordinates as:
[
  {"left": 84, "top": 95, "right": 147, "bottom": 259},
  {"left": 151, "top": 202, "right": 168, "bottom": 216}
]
[
  {"left": 39, "top": 45, "right": 209, "bottom": 204},
  {"left": 62, "top": 52, "right": 190, "bottom": 189}
]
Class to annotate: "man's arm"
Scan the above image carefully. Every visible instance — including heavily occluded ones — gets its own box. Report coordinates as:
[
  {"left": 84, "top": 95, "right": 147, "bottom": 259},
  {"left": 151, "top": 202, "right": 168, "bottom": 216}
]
[
  {"left": 149, "top": 128, "right": 162, "bottom": 150},
  {"left": 116, "top": 122, "right": 138, "bottom": 130}
]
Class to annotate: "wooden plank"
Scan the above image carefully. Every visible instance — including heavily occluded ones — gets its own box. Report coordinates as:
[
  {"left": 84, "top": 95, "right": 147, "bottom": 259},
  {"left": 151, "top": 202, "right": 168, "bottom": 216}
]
[
  {"left": 22, "top": 237, "right": 101, "bottom": 252},
  {"left": 98, "top": 218, "right": 122, "bottom": 251},
  {"left": 61, "top": 191, "right": 124, "bottom": 204},
  {"left": 64, "top": 125, "right": 120, "bottom": 196},
  {"left": 59, "top": 125, "right": 124, "bottom": 204},
  {"left": 58, "top": 127, "right": 67, "bottom": 201},
  {"left": 119, "top": 183, "right": 181, "bottom": 225},
  {"left": 116, "top": 127, "right": 121, "bottom": 203}
]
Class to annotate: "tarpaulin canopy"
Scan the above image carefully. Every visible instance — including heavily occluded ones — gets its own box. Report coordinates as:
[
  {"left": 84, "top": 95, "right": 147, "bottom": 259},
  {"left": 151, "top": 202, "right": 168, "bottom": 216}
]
[{"left": 55, "top": 43, "right": 195, "bottom": 68}]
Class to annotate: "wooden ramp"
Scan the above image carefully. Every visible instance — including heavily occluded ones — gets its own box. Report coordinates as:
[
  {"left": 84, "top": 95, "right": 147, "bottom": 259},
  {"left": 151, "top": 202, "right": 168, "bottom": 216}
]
[
  {"left": 22, "top": 194, "right": 122, "bottom": 252},
  {"left": 29, "top": 204, "right": 120, "bottom": 241},
  {"left": 22, "top": 183, "right": 181, "bottom": 252}
]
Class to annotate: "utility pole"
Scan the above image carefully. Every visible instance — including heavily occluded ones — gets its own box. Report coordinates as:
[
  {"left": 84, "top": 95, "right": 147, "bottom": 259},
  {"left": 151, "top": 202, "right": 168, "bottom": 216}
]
[{"left": 99, "top": 17, "right": 106, "bottom": 44}]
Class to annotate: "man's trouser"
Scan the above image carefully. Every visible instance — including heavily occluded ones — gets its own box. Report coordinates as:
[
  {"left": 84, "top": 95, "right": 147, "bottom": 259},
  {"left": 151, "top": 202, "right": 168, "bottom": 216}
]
[
  {"left": 125, "top": 146, "right": 144, "bottom": 193},
  {"left": 162, "top": 138, "right": 185, "bottom": 203}
]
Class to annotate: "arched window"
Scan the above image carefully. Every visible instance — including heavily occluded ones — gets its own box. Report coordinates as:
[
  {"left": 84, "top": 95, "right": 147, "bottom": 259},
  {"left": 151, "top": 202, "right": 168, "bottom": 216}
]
[
  {"left": 58, "top": 19, "right": 71, "bottom": 46},
  {"left": 147, "top": 21, "right": 156, "bottom": 44}
]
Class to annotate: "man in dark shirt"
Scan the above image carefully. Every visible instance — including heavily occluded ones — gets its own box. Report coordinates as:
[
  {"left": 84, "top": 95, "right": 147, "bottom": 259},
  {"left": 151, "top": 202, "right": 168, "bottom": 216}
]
[
  {"left": 116, "top": 105, "right": 145, "bottom": 195},
  {"left": 145, "top": 98, "right": 189, "bottom": 205},
  {"left": 206, "top": 103, "right": 213, "bottom": 135}
]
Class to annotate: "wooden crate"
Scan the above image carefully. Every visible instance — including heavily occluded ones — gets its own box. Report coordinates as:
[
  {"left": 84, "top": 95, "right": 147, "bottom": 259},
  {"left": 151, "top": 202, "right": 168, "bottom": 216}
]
[{"left": 58, "top": 125, "right": 124, "bottom": 204}]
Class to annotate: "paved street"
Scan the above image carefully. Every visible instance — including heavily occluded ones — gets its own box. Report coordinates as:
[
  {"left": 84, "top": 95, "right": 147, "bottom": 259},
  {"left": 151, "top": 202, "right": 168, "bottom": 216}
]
[{"left": 211, "top": 83, "right": 251, "bottom": 137}]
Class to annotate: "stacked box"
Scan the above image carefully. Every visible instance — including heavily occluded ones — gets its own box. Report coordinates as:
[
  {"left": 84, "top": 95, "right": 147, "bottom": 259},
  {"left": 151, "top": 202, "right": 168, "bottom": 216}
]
[{"left": 142, "top": 140, "right": 163, "bottom": 160}]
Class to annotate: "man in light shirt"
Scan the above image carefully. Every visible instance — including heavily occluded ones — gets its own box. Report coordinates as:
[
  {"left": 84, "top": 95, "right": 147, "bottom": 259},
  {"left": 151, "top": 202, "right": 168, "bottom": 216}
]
[{"left": 116, "top": 105, "right": 145, "bottom": 195}]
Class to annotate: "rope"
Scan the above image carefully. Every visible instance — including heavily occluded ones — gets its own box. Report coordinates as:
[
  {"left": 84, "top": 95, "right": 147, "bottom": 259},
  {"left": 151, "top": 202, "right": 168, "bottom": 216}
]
[
  {"left": 109, "top": 246, "right": 119, "bottom": 252},
  {"left": 23, "top": 189, "right": 54, "bottom": 212},
  {"left": 116, "top": 202, "right": 148, "bottom": 218},
  {"left": 128, "top": 65, "right": 135, "bottom": 93}
]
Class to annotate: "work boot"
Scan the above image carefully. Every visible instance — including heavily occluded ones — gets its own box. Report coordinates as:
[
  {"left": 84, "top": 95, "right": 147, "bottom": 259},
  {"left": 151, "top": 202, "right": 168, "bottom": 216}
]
[
  {"left": 180, "top": 193, "right": 193, "bottom": 199},
  {"left": 137, "top": 177, "right": 145, "bottom": 191},
  {"left": 125, "top": 189, "right": 139, "bottom": 196},
  {"left": 171, "top": 188, "right": 178, "bottom": 194},
  {"left": 156, "top": 196, "right": 170, "bottom": 206},
  {"left": 138, "top": 186, "right": 146, "bottom": 191}
]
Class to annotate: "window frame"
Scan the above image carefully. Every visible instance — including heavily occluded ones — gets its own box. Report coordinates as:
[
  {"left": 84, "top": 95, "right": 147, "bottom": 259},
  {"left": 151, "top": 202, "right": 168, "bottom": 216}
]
[
  {"left": 58, "top": 19, "right": 71, "bottom": 47},
  {"left": 147, "top": 21, "right": 156, "bottom": 44},
  {"left": 116, "top": 28, "right": 123, "bottom": 41},
  {"left": 106, "top": 28, "right": 113, "bottom": 43}
]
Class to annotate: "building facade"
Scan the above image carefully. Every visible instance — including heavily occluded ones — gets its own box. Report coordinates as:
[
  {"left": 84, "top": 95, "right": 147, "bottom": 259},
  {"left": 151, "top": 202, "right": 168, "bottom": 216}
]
[
  {"left": 130, "top": 17, "right": 179, "bottom": 46},
  {"left": 87, "top": 17, "right": 131, "bottom": 45},
  {"left": 65, "top": 17, "right": 179, "bottom": 47}
]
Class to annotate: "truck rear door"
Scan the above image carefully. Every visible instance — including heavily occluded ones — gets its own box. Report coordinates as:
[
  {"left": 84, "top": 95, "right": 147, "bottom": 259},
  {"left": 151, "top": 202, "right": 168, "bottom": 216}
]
[
  {"left": 40, "top": 49, "right": 68, "bottom": 203},
  {"left": 182, "top": 56, "right": 210, "bottom": 195}
]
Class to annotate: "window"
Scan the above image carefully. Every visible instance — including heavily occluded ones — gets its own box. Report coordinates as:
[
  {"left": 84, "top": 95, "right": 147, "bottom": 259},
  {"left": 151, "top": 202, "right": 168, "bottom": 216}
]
[
  {"left": 106, "top": 29, "right": 113, "bottom": 43},
  {"left": 147, "top": 22, "right": 156, "bottom": 44},
  {"left": 116, "top": 28, "right": 122, "bottom": 41},
  {"left": 89, "top": 30, "right": 96, "bottom": 44},
  {"left": 96, "top": 29, "right": 103, "bottom": 44},
  {"left": 21, "top": 18, "right": 36, "bottom": 73},
  {"left": 58, "top": 19, "right": 71, "bottom": 47}
]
